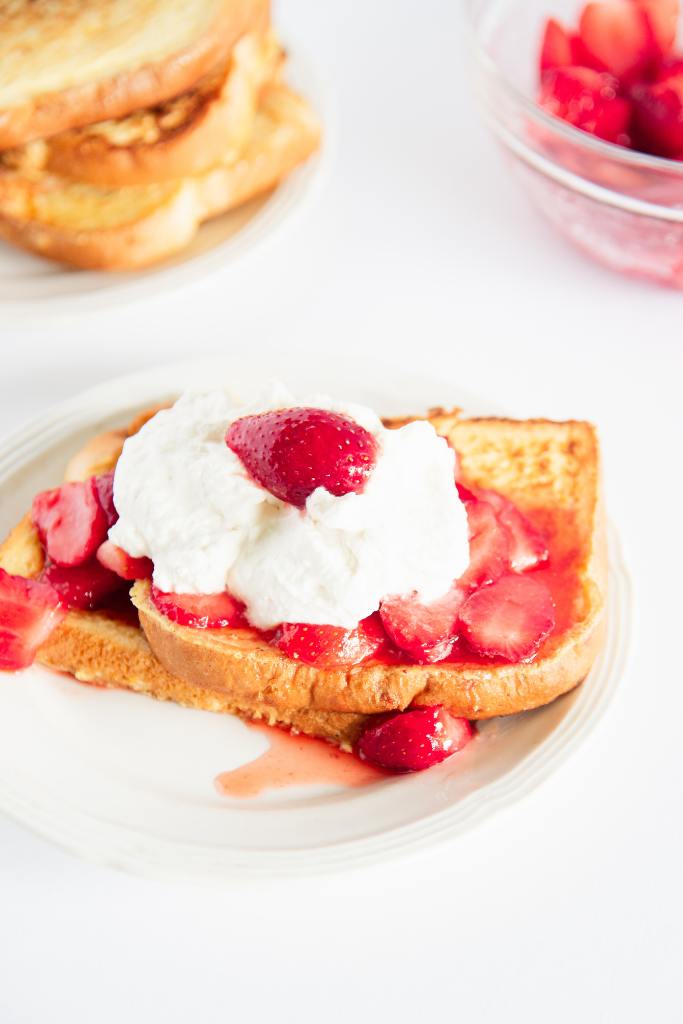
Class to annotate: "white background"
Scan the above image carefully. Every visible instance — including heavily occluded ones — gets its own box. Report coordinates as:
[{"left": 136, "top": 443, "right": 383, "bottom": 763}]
[{"left": 1, "top": 1, "right": 682, "bottom": 1020}]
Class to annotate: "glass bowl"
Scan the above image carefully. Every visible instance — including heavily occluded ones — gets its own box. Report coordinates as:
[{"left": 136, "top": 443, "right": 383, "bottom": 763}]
[{"left": 469, "top": 0, "right": 683, "bottom": 287}]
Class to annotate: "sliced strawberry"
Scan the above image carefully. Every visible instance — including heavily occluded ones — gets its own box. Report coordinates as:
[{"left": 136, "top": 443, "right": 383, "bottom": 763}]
[
  {"left": 459, "top": 497, "right": 511, "bottom": 589},
  {"left": 32, "top": 478, "right": 108, "bottom": 567},
  {"left": 151, "top": 586, "right": 245, "bottom": 629},
  {"left": 653, "top": 55, "right": 683, "bottom": 80},
  {"left": 225, "top": 407, "right": 379, "bottom": 508},
  {"left": 540, "top": 18, "right": 575, "bottom": 72},
  {"left": 458, "top": 575, "right": 555, "bottom": 663},
  {"left": 456, "top": 481, "right": 477, "bottom": 504},
  {"left": 475, "top": 489, "right": 549, "bottom": 572},
  {"left": 380, "top": 585, "right": 465, "bottom": 663},
  {"left": 638, "top": 0, "right": 679, "bottom": 57},
  {"left": 578, "top": 2, "right": 653, "bottom": 79},
  {"left": 357, "top": 705, "right": 473, "bottom": 773},
  {"left": 276, "top": 615, "right": 385, "bottom": 668},
  {"left": 93, "top": 471, "right": 118, "bottom": 528},
  {"left": 539, "top": 66, "right": 633, "bottom": 144},
  {"left": 96, "top": 541, "right": 152, "bottom": 581},
  {"left": 570, "top": 31, "right": 607, "bottom": 68},
  {"left": 631, "top": 73, "right": 683, "bottom": 155},
  {"left": 0, "top": 568, "right": 66, "bottom": 670},
  {"left": 42, "top": 561, "right": 125, "bottom": 611}
]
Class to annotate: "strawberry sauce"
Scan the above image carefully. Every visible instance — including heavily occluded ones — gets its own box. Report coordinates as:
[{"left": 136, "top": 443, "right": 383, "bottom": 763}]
[{"left": 214, "top": 723, "right": 386, "bottom": 798}]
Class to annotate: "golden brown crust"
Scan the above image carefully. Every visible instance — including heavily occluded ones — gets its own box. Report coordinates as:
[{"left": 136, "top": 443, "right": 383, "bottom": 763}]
[
  {"left": 133, "top": 575, "right": 604, "bottom": 719},
  {"left": 0, "top": 0, "right": 270, "bottom": 149},
  {"left": 36, "top": 609, "right": 369, "bottom": 749},
  {"left": 63, "top": 429, "right": 127, "bottom": 482},
  {"left": 0, "top": 84, "right": 321, "bottom": 270},
  {"left": 0, "top": 514, "right": 44, "bottom": 578},
  {"left": 41, "top": 32, "right": 283, "bottom": 187}
]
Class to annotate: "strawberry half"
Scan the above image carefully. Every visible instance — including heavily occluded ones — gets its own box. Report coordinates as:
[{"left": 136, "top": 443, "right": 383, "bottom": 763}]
[
  {"left": 631, "top": 73, "right": 683, "bottom": 155},
  {"left": 458, "top": 574, "right": 556, "bottom": 663},
  {"left": 357, "top": 705, "right": 473, "bottom": 773},
  {"left": 151, "top": 586, "right": 245, "bottom": 629},
  {"left": 96, "top": 541, "right": 152, "bottom": 581},
  {"left": 276, "top": 615, "right": 385, "bottom": 668},
  {"left": 32, "top": 478, "right": 108, "bottom": 567},
  {"left": 475, "top": 489, "right": 549, "bottom": 572},
  {"left": 43, "top": 561, "right": 125, "bottom": 611},
  {"left": 0, "top": 568, "right": 66, "bottom": 670},
  {"left": 540, "top": 18, "right": 578, "bottom": 72},
  {"left": 459, "top": 497, "right": 511, "bottom": 589},
  {"left": 654, "top": 55, "right": 683, "bottom": 81},
  {"left": 638, "top": 0, "right": 680, "bottom": 57},
  {"left": 578, "top": 2, "right": 653, "bottom": 79},
  {"left": 379, "top": 585, "right": 465, "bottom": 663},
  {"left": 539, "top": 66, "right": 632, "bottom": 144},
  {"left": 225, "top": 407, "right": 379, "bottom": 508}
]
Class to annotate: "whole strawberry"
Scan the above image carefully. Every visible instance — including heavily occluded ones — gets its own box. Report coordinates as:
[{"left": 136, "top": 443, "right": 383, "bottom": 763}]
[
  {"left": 357, "top": 705, "right": 473, "bottom": 773},
  {"left": 225, "top": 407, "right": 379, "bottom": 507}
]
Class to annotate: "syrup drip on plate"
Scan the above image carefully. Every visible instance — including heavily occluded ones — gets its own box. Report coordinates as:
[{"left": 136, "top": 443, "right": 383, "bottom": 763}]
[{"left": 215, "top": 722, "right": 386, "bottom": 798}]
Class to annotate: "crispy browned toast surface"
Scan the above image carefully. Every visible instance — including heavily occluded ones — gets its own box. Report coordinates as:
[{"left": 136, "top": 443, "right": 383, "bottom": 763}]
[
  {"left": 0, "top": 0, "right": 270, "bottom": 149},
  {"left": 3, "top": 31, "right": 283, "bottom": 188},
  {"left": 0, "top": 405, "right": 606, "bottom": 744},
  {"left": 0, "top": 84, "right": 320, "bottom": 270}
]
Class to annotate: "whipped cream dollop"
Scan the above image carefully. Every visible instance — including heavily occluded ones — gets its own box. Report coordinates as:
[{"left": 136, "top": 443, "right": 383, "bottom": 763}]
[{"left": 108, "top": 384, "right": 470, "bottom": 630}]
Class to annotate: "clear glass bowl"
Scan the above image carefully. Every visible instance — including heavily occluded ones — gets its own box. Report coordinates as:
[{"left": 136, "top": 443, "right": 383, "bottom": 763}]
[{"left": 469, "top": 0, "right": 683, "bottom": 287}]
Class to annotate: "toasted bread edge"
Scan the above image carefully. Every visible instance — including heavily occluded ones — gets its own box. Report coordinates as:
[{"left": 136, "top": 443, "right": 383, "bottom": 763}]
[{"left": 0, "top": 0, "right": 271, "bottom": 149}]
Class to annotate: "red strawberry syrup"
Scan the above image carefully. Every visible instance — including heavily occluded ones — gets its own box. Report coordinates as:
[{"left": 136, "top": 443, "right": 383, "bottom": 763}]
[{"left": 214, "top": 722, "right": 387, "bottom": 798}]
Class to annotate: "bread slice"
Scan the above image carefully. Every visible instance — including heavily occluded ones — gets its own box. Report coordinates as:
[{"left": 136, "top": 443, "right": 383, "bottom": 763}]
[
  {"left": 132, "top": 415, "right": 606, "bottom": 718},
  {"left": 0, "top": 84, "right": 320, "bottom": 270},
  {"left": 3, "top": 32, "right": 284, "bottom": 188},
  {"left": 0, "top": 407, "right": 606, "bottom": 742},
  {"left": 0, "top": 0, "right": 270, "bottom": 149}
]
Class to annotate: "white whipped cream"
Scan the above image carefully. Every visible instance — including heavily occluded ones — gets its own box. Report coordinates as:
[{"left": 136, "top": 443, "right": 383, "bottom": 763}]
[{"left": 109, "top": 384, "right": 470, "bottom": 630}]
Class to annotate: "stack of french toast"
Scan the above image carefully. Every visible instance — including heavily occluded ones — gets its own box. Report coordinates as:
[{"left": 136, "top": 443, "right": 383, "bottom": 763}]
[{"left": 0, "top": 0, "right": 320, "bottom": 270}]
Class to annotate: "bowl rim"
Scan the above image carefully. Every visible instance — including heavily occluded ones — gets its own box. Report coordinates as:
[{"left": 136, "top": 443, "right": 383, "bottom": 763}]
[{"left": 465, "top": 0, "right": 683, "bottom": 179}]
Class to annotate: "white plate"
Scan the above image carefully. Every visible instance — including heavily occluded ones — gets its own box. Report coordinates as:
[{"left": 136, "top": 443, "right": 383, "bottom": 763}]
[
  {"left": 0, "top": 50, "right": 328, "bottom": 311},
  {"left": 0, "top": 359, "right": 631, "bottom": 878}
]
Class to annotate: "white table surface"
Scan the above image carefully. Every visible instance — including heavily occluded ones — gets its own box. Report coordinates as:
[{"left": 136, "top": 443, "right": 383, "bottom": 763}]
[{"left": 1, "top": 1, "right": 682, "bottom": 1021}]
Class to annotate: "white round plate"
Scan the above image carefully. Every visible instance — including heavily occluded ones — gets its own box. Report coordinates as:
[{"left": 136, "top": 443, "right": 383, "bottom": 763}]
[
  {"left": 0, "top": 359, "right": 631, "bottom": 878},
  {"left": 0, "top": 51, "right": 328, "bottom": 311}
]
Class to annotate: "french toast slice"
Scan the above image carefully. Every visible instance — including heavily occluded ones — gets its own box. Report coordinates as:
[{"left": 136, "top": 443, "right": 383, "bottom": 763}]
[
  {"left": 132, "top": 415, "right": 606, "bottom": 718},
  {"left": 0, "top": 84, "right": 320, "bottom": 270},
  {"left": 0, "top": 0, "right": 270, "bottom": 149},
  {"left": 0, "top": 406, "right": 606, "bottom": 741},
  {"left": 2, "top": 32, "right": 284, "bottom": 189}
]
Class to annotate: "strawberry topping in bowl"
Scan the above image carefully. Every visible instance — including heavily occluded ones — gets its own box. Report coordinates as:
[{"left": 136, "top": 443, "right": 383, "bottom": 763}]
[
  {"left": 537, "top": 0, "right": 683, "bottom": 159},
  {"left": 539, "top": 67, "right": 632, "bottom": 145}
]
